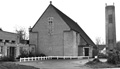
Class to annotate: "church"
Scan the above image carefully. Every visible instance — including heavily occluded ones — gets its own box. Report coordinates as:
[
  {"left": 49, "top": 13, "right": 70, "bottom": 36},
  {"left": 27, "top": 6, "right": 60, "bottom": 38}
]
[{"left": 29, "top": 2, "right": 95, "bottom": 57}]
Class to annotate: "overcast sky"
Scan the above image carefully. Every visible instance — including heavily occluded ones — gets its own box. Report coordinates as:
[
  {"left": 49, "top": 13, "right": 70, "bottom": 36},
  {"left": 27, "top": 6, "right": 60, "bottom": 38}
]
[{"left": 0, "top": 0, "right": 120, "bottom": 44}]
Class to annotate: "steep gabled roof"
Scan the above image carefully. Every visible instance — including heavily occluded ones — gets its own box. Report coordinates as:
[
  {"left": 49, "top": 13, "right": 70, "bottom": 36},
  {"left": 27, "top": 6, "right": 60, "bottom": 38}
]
[
  {"left": 51, "top": 4, "right": 95, "bottom": 46},
  {"left": 31, "top": 3, "right": 95, "bottom": 46}
]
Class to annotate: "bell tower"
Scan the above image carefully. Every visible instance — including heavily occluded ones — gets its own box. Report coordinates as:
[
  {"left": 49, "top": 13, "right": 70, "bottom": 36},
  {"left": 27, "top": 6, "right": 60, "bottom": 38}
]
[{"left": 105, "top": 4, "right": 116, "bottom": 51}]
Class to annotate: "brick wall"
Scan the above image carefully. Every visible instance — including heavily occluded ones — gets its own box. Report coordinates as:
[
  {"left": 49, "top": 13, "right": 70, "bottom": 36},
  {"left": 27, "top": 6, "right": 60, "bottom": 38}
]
[{"left": 30, "top": 5, "right": 70, "bottom": 56}]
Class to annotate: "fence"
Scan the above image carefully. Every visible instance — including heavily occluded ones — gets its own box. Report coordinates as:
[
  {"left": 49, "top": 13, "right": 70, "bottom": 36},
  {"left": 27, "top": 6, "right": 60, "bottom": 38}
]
[{"left": 20, "top": 56, "right": 90, "bottom": 62}]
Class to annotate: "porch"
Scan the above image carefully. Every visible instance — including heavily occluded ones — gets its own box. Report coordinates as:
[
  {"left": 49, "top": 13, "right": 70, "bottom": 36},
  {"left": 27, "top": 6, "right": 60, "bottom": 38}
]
[{"left": 0, "top": 43, "right": 29, "bottom": 58}]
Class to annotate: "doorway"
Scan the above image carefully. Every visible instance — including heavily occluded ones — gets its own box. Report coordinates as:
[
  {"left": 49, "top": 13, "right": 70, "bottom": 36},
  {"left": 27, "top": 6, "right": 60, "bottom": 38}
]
[
  {"left": 7, "top": 47, "right": 15, "bottom": 58},
  {"left": 84, "top": 47, "right": 89, "bottom": 56}
]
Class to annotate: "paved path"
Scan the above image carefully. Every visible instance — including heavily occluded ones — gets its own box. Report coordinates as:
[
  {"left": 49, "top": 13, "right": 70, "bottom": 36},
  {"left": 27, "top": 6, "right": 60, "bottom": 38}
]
[{"left": 16, "top": 59, "right": 93, "bottom": 69}]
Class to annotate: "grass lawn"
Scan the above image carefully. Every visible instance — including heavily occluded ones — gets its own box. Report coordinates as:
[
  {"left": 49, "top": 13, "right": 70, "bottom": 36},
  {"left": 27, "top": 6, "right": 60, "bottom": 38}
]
[
  {"left": 85, "top": 59, "right": 120, "bottom": 68},
  {"left": 85, "top": 62, "right": 116, "bottom": 68},
  {"left": 0, "top": 62, "right": 39, "bottom": 69}
]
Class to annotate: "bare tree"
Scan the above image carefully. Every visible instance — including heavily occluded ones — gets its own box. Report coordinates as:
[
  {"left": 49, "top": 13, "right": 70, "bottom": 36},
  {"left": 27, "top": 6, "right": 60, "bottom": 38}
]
[
  {"left": 96, "top": 37, "right": 101, "bottom": 45},
  {"left": 94, "top": 37, "right": 102, "bottom": 59},
  {"left": 15, "top": 27, "right": 29, "bottom": 43}
]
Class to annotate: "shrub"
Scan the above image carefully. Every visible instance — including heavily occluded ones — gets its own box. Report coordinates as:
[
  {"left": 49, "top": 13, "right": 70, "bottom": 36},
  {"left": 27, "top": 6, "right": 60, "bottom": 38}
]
[
  {"left": 16, "top": 52, "right": 30, "bottom": 59},
  {"left": 35, "top": 53, "right": 46, "bottom": 57},
  {"left": 0, "top": 56, "right": 15, "bottom": 62},
  {"left": 107, "top": 50, "right": 120, "bottom": 64},
  {"left": 16, "top": 53, "right": 46, "bottom": 59}
]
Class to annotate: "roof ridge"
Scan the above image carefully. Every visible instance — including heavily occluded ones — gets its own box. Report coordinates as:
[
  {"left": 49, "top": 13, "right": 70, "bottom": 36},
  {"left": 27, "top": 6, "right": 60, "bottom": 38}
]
[
  {"left": 51, "top": 4, "right": 95, "bottom": 46},
  {"left": 30, "top": 4, "right": 52, "bottom": 31},
  {"left": 52, "top": 5, "right": 95, "bottom": 46},
  {"left": 0, "top": 30, "right": 17, "bottom": 35},
  {"left": 31, "top": 3, "right": 95, "bottom": 46}
]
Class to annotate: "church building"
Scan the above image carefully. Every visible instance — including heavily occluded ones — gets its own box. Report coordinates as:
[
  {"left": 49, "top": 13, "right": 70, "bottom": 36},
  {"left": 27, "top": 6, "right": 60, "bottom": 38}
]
[{"left": 29, "top": 2, "right": 95, "bottom": 57}]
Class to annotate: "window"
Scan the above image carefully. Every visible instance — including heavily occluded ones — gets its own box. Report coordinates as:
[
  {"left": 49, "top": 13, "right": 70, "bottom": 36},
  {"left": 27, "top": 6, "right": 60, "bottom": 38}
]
[
  {"left": 11, "top": 41, "right": 15, "bottom": 44},
  {"left": 108, "top": 14, "right": 113, "bottom": 23},
  {"left": 48, "top": 17, "right": 54, "bottom": 35},
  {"left": 0, "top": 39, "right": 3, "bottom": 42},
  {"left": 5, "top": 40, "right": 9, "bottom": 43}
]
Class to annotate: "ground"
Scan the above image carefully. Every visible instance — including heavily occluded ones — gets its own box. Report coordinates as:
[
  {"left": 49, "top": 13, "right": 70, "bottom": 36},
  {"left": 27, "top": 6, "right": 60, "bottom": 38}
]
[
  {"left": 0, "top": 62, "right": 39, "bottom": 69},
  {"left": 86, "top": 59, "right": 120, "bottom": 68},
  {"left": 16, "top": 59, "right": 94, "bottom": 69},
  {"left": 1, "top": 59, "right": 118, "bottom": 69}
]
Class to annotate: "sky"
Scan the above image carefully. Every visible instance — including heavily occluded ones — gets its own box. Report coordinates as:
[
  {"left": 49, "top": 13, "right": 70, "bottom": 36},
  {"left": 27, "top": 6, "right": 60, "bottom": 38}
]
[{"left": 0, "top": 0, "right": 120, "bottom": 44}]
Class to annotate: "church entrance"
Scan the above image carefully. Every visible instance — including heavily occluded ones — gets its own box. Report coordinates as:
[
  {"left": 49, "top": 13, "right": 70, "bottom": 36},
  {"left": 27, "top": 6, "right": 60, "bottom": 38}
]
[
  {"left": 7, "top": 47, "right": 16, "bottom": 58},
  {"left": 84, "top": 47, "right": 89, "bottom": 56}
]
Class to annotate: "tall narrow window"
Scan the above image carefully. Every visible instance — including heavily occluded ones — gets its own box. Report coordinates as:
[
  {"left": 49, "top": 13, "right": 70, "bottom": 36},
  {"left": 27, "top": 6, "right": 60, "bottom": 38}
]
[
  {"left": 48, "top": 17, "right": 54, "bottom": 35},
  {"left": 108, "top": 14, "right": 113, "bottom": 23}
]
